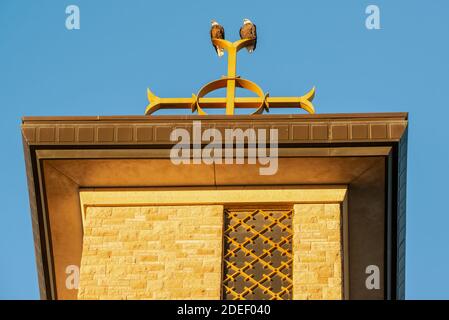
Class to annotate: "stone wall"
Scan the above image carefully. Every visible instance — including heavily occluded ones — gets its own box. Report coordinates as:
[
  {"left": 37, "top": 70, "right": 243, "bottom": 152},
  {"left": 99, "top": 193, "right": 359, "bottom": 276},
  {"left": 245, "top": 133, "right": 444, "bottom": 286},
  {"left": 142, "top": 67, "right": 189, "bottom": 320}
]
[
  {"left": 293, "top": 204, "right": 343, "bottom": 300},
  {"left": 77, "top": 190, "right": 344, "bottom": 300},
  {"left": 78, "top": 205, "right": 224, "bottom": 299}
]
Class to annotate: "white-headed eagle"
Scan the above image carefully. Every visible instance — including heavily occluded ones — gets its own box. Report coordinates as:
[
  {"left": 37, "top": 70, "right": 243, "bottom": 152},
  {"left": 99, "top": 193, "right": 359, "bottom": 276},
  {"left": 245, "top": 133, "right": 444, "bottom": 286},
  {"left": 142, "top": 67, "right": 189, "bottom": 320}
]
[
  {"left": 210, "top": 20, "right": 225, "bottom": 57},
  {"left": 239, "top": 18, "right": 257, "bottom": 53}
]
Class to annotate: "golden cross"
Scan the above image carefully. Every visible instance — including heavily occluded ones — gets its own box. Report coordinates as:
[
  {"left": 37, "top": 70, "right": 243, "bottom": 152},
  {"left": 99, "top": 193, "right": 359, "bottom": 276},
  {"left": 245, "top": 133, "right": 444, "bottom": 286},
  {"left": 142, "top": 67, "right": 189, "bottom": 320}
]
[{"left": 145, "top": 38, "right": 315, "bottom": 115}]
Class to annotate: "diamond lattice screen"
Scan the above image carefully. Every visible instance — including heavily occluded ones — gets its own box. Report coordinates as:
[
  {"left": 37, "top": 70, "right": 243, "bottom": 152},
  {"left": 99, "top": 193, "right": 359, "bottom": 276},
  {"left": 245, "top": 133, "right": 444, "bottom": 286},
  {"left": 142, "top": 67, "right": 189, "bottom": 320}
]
[{"left": 222, "top": 208, "right": 293, "bottom": 300}]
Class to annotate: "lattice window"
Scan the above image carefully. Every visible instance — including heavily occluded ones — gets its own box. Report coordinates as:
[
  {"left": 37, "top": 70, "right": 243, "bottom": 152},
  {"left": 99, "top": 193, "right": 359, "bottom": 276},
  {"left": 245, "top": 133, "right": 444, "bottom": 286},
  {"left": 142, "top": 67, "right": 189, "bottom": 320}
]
[{"left": 222, "top": 208, "right": 293, "bottom": 300}]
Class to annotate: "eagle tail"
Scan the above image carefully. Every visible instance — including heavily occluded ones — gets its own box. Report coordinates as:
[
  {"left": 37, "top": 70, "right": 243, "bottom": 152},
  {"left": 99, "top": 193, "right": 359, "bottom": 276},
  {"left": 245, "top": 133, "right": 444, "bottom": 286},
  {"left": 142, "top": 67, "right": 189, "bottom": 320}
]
[{"left": 217, "top": 47, "right": 224, "bottom": 57}]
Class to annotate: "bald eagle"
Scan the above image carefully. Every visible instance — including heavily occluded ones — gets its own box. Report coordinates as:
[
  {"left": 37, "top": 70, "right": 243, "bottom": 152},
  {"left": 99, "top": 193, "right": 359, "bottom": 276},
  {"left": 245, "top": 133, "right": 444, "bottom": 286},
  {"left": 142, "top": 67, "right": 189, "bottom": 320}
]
[
  {"left": 239, "top": 18, "right": 257, "bottom": 53},
  {"left": 210, "top": 20, "right": 225, "bottom": 57}
]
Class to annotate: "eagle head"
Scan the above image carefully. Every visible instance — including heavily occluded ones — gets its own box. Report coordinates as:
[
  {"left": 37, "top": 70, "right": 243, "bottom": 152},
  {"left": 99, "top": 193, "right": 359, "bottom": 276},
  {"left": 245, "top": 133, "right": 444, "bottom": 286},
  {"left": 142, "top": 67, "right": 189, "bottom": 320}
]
[
  {"left": 211, "top": 20, "right": 219, "bottom": 26},
  {"left": 243, "top": 18, "right": 252, "bottom": 25}
]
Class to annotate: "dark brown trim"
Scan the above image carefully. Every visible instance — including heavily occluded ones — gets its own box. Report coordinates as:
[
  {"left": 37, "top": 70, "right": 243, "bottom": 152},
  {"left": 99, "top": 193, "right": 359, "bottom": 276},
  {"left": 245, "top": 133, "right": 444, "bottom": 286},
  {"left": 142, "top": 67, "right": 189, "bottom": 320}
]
[
  {"left": 22, "top": 112, "right": 408, "bottom": 123},
  {"left": 22, "top": 113, "right": 408, "bottom": 146},
  {"left": 385, "top": 151, "right": 393, "bottom": 299},
  {"left": 37, "top": 155, "right": 57, "bottom": 299}
]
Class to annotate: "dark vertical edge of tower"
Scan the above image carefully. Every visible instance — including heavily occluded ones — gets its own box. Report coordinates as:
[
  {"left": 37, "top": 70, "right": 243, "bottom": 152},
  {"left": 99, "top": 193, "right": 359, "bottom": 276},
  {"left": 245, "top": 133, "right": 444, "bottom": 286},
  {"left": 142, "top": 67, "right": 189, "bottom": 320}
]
[
  {"left": 396, "top": 126, "right": 408, "bottom": 299},
  {"left": 21, "top": 130, "right": 48, "bottom": 299}
]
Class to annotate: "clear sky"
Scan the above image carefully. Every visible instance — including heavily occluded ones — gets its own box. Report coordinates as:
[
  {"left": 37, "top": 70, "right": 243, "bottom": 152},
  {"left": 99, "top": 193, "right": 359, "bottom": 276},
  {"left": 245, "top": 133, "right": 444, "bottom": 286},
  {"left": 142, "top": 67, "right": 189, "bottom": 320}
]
[{"left": 0, "top": 0, "right": 448, "bottom": 299}]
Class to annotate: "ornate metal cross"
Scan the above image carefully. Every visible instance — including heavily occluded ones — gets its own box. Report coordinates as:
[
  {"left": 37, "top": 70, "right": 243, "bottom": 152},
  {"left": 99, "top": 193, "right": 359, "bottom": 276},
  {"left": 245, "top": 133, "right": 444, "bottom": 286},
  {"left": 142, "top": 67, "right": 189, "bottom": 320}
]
[{"left": 145, "top": 38, "right": 315, "bottom": 115}]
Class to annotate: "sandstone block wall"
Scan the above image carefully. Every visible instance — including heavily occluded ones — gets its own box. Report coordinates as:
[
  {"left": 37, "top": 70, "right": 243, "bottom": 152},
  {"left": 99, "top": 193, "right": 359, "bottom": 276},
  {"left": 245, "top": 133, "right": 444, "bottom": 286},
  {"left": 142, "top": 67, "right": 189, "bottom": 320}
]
[
  {"left": 293, "top": 204, "right": 343, "bottom": 300},
  {"left": 77, "top": 197, "right": 343, "bottom": 300},
  {"left": 78, "top": 205, "right": 224, "bottom": 299}
]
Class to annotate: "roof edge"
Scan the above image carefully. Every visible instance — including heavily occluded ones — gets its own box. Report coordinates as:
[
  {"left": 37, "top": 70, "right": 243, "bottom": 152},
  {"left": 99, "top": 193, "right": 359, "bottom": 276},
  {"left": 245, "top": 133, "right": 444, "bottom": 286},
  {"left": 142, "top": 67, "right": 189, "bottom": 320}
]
[{"left": 22, "top": 112, "right": 408, "bottom": 123}]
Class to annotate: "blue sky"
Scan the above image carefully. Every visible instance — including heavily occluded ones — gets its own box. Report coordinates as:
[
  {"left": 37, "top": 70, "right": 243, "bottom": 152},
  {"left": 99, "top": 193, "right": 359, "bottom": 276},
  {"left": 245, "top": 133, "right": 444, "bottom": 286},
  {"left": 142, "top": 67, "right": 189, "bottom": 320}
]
[{"left": 0, "top": 0, "right": 448, "bottom": 299}]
